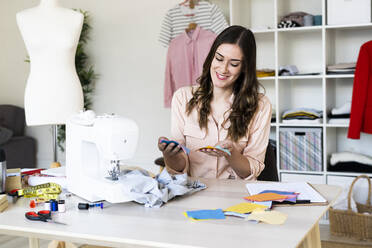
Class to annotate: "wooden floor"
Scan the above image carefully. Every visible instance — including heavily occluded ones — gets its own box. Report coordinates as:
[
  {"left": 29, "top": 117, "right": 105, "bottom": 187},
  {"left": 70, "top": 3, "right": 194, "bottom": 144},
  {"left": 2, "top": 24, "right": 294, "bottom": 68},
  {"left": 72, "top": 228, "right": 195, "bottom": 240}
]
[
  {"left": 0, "top": 235, "right": 50, "bottom": 248},
  {"left": 0, "top": 236, "right": 107, "bottom": 248},
  {"left": 320, "top": 224, "right": 372, "bottom": 248}
]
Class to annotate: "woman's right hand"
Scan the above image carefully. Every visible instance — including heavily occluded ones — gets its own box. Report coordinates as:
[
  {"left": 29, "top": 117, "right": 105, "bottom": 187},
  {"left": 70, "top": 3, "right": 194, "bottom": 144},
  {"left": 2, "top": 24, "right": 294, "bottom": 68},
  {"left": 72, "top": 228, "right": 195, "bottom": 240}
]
[
  {"left": 158, "top": 137, "right": 187, "bottom": 173},
  {"left": 158, "top": 136, "right": 183, "bottom": 156}
]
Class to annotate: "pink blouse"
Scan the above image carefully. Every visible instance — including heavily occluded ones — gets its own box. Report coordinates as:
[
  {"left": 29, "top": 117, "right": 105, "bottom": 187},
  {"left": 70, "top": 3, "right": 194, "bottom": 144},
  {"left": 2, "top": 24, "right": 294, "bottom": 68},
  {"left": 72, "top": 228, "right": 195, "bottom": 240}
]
[{"left": 167, "top": 86, "right": 272, "bottom": 180}]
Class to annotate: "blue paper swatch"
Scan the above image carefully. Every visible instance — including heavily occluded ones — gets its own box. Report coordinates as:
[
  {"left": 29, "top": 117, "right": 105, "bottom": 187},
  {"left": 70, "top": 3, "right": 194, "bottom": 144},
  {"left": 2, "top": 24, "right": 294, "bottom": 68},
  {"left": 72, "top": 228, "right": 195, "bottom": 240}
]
[{"left": 186, "top": 209, "right": 226, "bottom": 220}]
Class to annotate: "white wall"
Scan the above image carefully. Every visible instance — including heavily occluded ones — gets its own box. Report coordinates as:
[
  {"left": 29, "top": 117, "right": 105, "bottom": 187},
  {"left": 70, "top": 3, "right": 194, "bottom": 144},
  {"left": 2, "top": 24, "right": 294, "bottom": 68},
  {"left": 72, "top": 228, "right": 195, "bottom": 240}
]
[{"left": 0, "top": 0, "right": 191, "bottom": 173}]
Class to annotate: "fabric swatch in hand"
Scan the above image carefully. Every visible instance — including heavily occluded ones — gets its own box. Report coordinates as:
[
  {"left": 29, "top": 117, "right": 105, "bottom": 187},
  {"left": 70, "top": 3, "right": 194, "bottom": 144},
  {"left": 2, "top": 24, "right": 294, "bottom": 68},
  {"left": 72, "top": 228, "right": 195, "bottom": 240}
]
[
  {"left": 160, "top": 139, "right": 190, "bottom": 154},
  {"left": 198, "top": 145, "right": 231, "bottom": 156}
]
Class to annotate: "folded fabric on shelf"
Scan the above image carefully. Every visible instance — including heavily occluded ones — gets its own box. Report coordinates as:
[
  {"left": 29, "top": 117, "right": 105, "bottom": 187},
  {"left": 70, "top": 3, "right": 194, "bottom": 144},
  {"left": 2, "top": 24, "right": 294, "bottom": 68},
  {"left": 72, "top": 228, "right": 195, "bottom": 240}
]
[
  {"left": 278, "top": 11, "right": 310, "bottom": 27},
  {"left": 282, "top": 118, "right": 322, "bottom": 124},
  {"left": 279, "top": 65, "right": 298, "bottom": 76},
  {"left": 327, "top": 69, "right": 355, "bottom": 75},
  {"left": 330, "top": 151, "right": 372, "bottom": 166},
  {"left": 331, "top": 101, "right": 351, "bottom": 115},
  {"left": 282, "top": 108, "right": 323, "bottom": 119},
  {"left": 284, "top": 115, "right": 319, "bottom": 120},
  {"left": 257, "top": 69, "right": 275, "bottom": 77},
  {"left": 328, "top": 161, "right": 372, "bottom": 173},
  {"left": 277, "top": 20, "right": 300, "bottom": 28},
  {"left": 327, "top": 63, "right": 356, "bottom": 71},
  {"left": 328, "top": 113, "right": 350, "bottom": 119}
]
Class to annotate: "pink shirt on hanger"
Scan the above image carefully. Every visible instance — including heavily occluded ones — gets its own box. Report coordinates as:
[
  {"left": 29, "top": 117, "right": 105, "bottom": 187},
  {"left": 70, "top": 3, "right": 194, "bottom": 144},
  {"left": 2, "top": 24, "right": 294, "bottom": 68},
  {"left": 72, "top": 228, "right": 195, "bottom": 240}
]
[
  {"left": 167, "top": 86, "right": 272, "bottom": 180},
  {"left": 164, "top": 26, "right": 216, "bottom": 107}
]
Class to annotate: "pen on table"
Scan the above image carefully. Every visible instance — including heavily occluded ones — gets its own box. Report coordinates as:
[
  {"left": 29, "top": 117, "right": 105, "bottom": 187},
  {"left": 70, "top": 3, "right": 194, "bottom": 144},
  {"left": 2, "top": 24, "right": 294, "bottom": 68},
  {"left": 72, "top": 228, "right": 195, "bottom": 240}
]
[{"left": 273, "top": 199, "right": 311, "bottom": 205}]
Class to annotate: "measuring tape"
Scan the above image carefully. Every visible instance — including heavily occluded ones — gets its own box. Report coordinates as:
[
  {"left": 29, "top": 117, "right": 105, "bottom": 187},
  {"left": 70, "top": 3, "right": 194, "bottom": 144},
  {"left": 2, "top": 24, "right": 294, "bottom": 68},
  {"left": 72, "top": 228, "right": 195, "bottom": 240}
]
[{"left": 17, "top": 183, "right": 61, "bottom": 200}]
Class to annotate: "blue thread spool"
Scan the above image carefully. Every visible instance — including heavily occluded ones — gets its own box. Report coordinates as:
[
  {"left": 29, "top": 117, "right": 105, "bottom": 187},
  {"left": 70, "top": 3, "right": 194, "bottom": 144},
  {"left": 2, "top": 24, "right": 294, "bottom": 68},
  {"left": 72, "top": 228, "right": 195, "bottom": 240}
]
[
  {"left": 313, "top": 15, "right": 322, "bottom": 26},
  {"left": 51, "top": 199, "right": 58, "bottom": 211}
]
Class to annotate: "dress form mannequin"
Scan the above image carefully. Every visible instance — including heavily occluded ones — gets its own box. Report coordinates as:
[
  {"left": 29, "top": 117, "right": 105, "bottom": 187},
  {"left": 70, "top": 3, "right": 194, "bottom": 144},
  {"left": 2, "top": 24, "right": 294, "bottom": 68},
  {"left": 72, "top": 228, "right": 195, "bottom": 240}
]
[{"left": 16, "top": 0, "right": 84, "bottom": 126}]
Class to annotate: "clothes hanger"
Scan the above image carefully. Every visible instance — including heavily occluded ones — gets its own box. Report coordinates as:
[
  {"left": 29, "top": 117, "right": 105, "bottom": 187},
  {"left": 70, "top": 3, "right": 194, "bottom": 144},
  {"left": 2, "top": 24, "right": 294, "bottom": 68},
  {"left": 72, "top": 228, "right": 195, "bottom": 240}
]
[
  {"left": 186, "top": 22, "right": 197, "bottom": 33},
  {"left": 179, "top": 0, "right": 198, "bottom": 9},
  {"left": 179, "top": 0, "right": 189, "bottom": 6}
]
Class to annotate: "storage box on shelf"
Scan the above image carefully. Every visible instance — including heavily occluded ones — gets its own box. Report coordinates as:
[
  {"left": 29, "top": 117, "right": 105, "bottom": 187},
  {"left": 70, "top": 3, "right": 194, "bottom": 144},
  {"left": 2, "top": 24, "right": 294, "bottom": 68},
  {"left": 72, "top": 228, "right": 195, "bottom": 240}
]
[
  {"left": 279, "top": 127, "right": 323, "bottom": 171},
  {"left": 222, "top": 0, "right": 372, "bottom": 183}
]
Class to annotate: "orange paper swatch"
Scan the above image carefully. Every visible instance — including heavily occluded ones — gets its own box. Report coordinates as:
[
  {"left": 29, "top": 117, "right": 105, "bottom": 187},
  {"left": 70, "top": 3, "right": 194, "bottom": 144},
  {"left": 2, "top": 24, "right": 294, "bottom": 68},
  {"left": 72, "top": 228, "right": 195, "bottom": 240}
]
[{"left": 244, "top": 193, "right": 289, "bottom": 202}]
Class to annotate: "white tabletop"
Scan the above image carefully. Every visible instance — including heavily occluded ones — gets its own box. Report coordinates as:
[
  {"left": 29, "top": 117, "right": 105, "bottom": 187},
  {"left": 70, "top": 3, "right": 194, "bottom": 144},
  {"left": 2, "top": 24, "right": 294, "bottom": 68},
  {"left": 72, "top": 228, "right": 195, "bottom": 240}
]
[{"left": 0, "top": 179, "right": 341, "bottom": 248}]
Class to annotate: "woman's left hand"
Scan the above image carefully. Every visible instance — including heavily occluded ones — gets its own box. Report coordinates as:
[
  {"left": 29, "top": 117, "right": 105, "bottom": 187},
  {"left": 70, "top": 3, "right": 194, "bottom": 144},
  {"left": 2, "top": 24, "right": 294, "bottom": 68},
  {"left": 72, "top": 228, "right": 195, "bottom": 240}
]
[{"left": 199, "top": 140, "right": 235, "bottom": 158}]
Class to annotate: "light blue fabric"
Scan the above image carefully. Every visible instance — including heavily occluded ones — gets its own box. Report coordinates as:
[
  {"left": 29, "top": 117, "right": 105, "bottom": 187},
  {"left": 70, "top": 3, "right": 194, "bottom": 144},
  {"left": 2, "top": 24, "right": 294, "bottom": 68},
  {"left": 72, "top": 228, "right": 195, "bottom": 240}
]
[{"left": 118, "top": 169, "right": 206, "bottom": 208}]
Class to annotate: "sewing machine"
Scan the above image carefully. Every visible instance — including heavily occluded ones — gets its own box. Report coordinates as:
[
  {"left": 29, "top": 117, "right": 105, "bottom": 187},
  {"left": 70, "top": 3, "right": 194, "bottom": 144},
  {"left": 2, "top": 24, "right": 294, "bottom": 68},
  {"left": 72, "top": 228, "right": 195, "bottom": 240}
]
[{"left": 66, "top": 111, "right": 139, "bottom": 203}]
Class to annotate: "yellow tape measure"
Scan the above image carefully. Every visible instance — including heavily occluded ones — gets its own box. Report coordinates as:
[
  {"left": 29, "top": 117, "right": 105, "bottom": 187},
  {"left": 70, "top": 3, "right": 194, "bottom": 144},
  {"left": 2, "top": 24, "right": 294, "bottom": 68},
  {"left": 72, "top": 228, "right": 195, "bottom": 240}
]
[{"left": 18, "top": 183, "right": 61, "bottom": 199}]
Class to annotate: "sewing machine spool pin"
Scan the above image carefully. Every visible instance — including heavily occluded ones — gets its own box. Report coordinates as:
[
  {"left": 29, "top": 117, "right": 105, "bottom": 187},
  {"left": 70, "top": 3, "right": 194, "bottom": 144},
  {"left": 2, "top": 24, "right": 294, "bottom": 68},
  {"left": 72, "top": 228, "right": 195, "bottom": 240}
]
[{"left": 108, "top": 160, "right": 121, "bottom": 181}]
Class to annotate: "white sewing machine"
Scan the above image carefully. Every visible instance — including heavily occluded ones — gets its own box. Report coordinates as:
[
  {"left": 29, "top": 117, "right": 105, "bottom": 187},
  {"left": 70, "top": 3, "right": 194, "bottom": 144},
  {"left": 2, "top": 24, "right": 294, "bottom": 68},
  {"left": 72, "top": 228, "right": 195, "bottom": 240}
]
[{"left": 66, "top": 111, "right": 139, "bottom": 203}]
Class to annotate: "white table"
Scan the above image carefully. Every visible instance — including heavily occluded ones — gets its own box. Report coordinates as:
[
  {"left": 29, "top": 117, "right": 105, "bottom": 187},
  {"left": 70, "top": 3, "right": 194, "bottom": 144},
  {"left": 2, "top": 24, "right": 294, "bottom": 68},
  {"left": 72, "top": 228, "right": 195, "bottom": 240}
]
[{"left": 0, "top": 179, "right": 341, "bottom": 248}]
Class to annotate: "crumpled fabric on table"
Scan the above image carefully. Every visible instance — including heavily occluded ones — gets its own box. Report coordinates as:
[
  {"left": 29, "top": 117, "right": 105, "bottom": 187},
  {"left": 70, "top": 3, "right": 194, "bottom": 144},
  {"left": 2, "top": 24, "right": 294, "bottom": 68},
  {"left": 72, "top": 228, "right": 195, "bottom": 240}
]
[{"left": 118, "top": 169, "right": 206, "bottom": 208}]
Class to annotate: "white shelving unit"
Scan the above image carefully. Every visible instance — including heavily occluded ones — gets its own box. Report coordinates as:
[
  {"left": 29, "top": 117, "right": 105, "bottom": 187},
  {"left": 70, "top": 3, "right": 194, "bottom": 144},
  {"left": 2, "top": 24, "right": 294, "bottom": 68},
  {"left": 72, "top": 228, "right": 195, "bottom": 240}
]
[{"left": 217, "top": 0, "right": 372, "bottom": 185}]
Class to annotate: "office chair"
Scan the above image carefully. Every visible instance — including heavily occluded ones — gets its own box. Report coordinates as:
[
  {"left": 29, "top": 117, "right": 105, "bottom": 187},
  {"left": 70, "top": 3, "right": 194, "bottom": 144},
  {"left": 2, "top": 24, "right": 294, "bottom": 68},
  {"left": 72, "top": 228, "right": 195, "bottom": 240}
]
[{"left": 154, "top": 139, "right": 278, "bottom": 181}]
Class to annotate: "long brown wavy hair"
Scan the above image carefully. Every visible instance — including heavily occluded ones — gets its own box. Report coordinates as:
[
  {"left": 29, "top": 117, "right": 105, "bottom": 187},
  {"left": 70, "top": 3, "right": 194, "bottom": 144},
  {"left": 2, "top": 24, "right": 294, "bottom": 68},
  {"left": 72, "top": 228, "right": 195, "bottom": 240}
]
[{"left": 186, "top": 25, "right": 260, "bottom": 142}]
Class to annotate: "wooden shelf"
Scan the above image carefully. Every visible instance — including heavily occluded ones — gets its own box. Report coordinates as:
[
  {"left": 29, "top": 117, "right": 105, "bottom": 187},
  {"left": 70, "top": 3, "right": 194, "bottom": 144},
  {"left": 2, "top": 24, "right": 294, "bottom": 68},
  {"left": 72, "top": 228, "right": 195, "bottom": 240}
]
[
  {"left": 278, "top": 75, "right": 323, "bottom": 80},
  {"left": 279, "top": 123, "right": 323, "bottom": 127},
  {"left": 277, "top": 26, "right": 322, "bottom": 33},
  {"left": 258, "top": 76, "right": 275, "bottom": 80},
  {"left": 325, "top": 74, "right": 354, "bottom": 79},
  {"left": 325, "top": 22, "right": 372, "bottom": 30}
]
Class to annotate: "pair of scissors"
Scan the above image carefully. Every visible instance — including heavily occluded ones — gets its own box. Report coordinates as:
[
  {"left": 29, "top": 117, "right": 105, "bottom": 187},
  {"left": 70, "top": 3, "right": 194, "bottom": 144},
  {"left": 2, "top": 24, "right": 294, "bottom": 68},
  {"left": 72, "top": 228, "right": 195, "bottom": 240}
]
[{"left": 25, "top": 210, "right": 67, "bottom": 225}]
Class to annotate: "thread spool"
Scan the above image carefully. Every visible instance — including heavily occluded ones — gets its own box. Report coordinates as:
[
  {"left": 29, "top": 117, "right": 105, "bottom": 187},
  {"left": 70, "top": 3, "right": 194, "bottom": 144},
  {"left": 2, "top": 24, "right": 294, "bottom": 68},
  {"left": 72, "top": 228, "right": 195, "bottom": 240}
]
[
  {"left": 50, "top": 199, "right": 58, "bottom": 211},
  {"left": 58, "top": 200, "right": 65, "bottom": 213},
  {"left": 45, "top": 201, "right": 51, "bottom": 211}
]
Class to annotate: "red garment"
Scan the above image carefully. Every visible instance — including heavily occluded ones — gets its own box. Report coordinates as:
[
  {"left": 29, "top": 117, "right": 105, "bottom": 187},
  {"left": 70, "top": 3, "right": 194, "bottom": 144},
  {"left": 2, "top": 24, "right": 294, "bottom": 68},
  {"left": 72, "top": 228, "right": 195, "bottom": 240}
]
[{"left": 348, "top": 40, "right": 372, "bottom": 139}]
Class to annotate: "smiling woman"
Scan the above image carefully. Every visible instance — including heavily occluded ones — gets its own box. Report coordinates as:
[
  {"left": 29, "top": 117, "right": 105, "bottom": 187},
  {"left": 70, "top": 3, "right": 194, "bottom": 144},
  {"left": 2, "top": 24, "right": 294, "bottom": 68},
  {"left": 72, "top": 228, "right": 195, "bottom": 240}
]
[
  {"left": 158, "top": 25, "right": 272, "bottom": 181},
  {"left": 211, "top": 43, "right": 243, "bottom": 90}
]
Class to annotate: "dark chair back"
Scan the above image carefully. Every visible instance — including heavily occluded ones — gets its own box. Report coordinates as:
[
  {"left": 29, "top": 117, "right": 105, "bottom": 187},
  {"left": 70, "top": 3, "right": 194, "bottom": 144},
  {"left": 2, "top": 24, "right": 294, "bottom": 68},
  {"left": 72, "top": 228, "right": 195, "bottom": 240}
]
[
  {"left": 0, "top": 105, "right": 26, "bottom": 136},
  {"left": 257, "top": 140, "right": 279, "bottom": 181}
]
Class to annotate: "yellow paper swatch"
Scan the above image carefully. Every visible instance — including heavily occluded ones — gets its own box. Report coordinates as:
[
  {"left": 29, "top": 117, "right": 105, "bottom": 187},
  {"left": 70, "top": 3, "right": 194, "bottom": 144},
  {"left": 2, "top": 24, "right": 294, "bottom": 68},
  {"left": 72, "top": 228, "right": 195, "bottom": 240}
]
[
  {"left": 246, "top": 210, "right": 287, "bottom": 225},
  {"left": 224, "top": 202, "right": 268, "bottom": 214}
]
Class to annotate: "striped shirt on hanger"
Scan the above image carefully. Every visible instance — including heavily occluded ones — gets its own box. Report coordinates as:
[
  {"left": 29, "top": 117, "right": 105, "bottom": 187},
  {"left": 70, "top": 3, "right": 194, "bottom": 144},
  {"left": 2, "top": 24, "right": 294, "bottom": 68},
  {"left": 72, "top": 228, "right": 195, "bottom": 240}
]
[{"left": 159, "top": 1, "right": 229, "bottom": 47}]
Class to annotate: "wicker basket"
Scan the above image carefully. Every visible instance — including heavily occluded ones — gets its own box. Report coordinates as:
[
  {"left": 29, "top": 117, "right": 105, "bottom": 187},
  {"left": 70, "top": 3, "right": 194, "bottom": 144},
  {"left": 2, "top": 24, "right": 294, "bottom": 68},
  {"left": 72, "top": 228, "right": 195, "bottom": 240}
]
[{"left": 329, "top": 175, "right": 372, "bottom": 240}]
